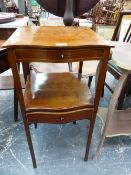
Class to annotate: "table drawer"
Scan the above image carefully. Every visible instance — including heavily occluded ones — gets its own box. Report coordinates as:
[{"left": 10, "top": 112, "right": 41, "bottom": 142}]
[
  {"left": 15, "top": 48, "right": 105, "bottom": 62},
  {"left": 27, "top": 109, "right": 93, "bottom": 124}
]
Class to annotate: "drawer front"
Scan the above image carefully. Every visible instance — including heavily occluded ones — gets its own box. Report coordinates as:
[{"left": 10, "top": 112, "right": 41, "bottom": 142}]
[
  {"left": 27, "top": 109, "right": 93, "bottom": 124},
  {"left": 15, "top": 48, "right": 105, "bottom": 62}
]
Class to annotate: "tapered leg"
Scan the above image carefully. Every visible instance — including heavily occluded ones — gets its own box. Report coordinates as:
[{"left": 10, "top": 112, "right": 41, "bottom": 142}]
[
  {"left": 117, "top": 76, "right": 129, "bottom": 109},
  {"left": 117, "top": 93, "right": 126, "bottom": 110},
  {"left": 14, "top": 88, "right": 18, "bottom": 122},
  {"left": 34, "top": 123, "right": 37, "bottom": 128},
  {"left": 78, "top": 61, "right": 83, "bottom": 74},
  {"left": 88, "top": 76, "right": 93, "bottom": 88},
  {"left": 68, "top": 62, "right": 72, "bottom": 72},
  {"left": 84, "top": 118, "right": 95, "bottom": 161},
  {"left": 101, "top": 72, "right": 107, "bottom": 98},
  {"left": 25, "top": 124, "right": 37, "bottom": 168},
  {"left": 101, "top": 85, "right": 105, "bottom": 97},
  {"left": 14, "top": 63, "right": 20, "bottom": 122}
]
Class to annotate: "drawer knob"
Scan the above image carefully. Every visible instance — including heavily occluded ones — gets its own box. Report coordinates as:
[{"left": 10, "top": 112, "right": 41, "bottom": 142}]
[
  {"left": 60, "top": 117, "right": 64, "bottom": 121},
  {"left": 59, "top": 54, "right": 64, "bottom": 59}
]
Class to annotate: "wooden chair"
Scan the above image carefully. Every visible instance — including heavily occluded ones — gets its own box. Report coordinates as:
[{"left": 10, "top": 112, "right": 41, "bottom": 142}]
[
  {"left": 94, "top": 63, "right": 131, "bottom": 160},
  {"left": 5, "top": 0, "right": 19, "bottom": 13},
  {"left": 102, "top": 0, "right": 125, "bottom": 26},
  {"left": 93, "top": 11, "right": 131, "bottom": 160},
  {"left": 89, "top": 0, "right": 125, "bottom": 28},
  {"left": 6, "top": 27, "right": 111, "bottom": 168},
  {"left": 104, "top": 10, "right": 131, "bottom": 109},
  {"left": 25, "top": 0, "right": 41, "bottom": 26},
  {"left": 89, "top": 10, "right": 131, "bottom": 108}
]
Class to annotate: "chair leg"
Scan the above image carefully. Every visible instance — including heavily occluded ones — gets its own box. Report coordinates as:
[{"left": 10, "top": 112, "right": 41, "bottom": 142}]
[
  {"left": 24, "top": 124, "right": 37, "bottom": 168},
  {"left": 84, "top": 118, "right": 95, "bottom": 161},
  {"left": 117, "top": 78, "right": 129, "bottom": 110},
  {"left": 14, "top": 88, "right": 18, "bottom": 122},
  {"left": 101, "top": 84, "right": 105, "bottom": 97},
  {"left": 34, "top": 123, "right": 37, "bottom": 128},
  {"left": 117, "top": 94, "right": 125, "bottom": 110},
  {"left": 68, "top": 62, "right": 72, "bottom": 72},
  {"left": 88, "top": 76, "right": 93, "bottom": 88},
  {"left": 126, "top": 79, "right": 131, "bottom": 96},
  {"left": 14, "top": 62, "right": 20, "bottom": 122},
  {"left": 101, "top": 72, "right": 107, "bottom": 97}
]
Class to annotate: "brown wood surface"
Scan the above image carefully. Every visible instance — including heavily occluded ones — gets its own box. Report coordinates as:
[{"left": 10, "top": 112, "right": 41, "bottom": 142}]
[
  {"left": 0, "top": 28, "right": 16, "bottom": 40},
  {"left": 25, "top": 72, "right": 94, "bottom": 112},
  {"left": 2, "top": 26, "right": 112, "bottom": 48},
  {"left": 15, "top": 47, "right": 105, "bottom": 62},
  {"left": 6, "top": 26, "right": 112, "bottom": 168}
]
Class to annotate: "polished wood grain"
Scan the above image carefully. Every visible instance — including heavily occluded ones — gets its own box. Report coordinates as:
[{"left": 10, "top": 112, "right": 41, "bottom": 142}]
[
  {"left": 25, "top": 72, "right": 93, "bottom": 112},
  {"left": 3, "top": 26, "right": 111, "bottom": 48},
  {"left": 6, "top": 26, "right": 112, "bottom": 168},
  {"left": 25, "top": 72, "right": 94, "bottom": 124},
  {"left": 15, "top": 47, "right": 105, "bottom": 62}
]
